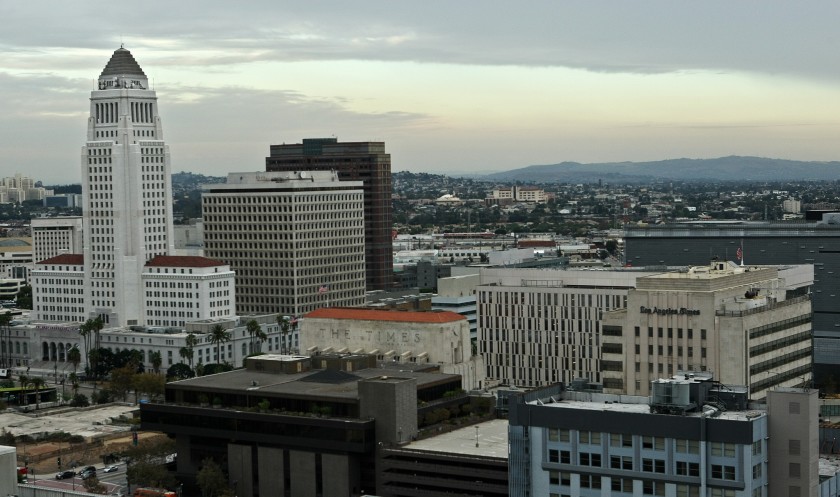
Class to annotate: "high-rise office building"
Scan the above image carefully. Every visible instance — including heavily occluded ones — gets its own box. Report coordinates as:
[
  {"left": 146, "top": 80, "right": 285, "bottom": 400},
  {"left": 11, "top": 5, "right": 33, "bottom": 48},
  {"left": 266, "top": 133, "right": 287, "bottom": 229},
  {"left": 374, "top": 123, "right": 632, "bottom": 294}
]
[
  {"left": 82, "top": 46, "right": 174, "bottom": 326},
  {"left": 202, "top": 170, "right": 366, "bottom": 316},
  {"left": 624, "top": 218, "right": 840, "bottom": 385},
  {"left": 32, "top": 47, "right": 234, "bottom": 328},
  {"left": 266, "top": 138, "right": 393, "bottom": 291}
]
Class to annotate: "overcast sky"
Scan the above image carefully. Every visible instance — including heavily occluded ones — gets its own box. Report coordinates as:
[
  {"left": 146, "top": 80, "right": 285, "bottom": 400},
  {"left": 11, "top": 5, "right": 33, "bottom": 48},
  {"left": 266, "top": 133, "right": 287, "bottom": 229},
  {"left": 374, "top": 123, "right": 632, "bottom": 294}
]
[{"left": 2, "top": 1, "right": 840, "bottom": 183}]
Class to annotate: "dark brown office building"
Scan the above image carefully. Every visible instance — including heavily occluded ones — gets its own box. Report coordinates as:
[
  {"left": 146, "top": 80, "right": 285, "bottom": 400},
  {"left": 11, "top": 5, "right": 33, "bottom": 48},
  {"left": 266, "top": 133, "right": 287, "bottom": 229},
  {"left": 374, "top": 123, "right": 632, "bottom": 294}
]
[{"left": 266, "top": 138, "right": 393, "bottom": 290}]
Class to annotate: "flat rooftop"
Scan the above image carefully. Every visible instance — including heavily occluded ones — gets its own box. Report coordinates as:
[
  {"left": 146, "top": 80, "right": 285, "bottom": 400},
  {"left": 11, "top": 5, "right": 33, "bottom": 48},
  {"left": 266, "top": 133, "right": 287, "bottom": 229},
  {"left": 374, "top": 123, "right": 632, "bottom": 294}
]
[
  {"left": 403, "top": 418, "right": 509, "bottom": 460},
  {"left": 534, "top": 397, "right": 765, "bottom": 422},
  {"left": 167, "top": 366, "right": 459, "bottom": 400}
]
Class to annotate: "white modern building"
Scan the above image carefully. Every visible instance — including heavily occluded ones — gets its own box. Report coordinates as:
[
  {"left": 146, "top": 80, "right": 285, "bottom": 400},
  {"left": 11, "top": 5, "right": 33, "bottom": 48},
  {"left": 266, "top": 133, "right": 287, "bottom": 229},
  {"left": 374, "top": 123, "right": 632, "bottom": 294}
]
[
  {"left": 202, "top": 170, "right": 366, "bottom": 316},
  {"left": 31, "top": 216, "right": 83, "bottom": 263},
  {"left": 476, "top": 267, "right": 659, "bottom": 388}
]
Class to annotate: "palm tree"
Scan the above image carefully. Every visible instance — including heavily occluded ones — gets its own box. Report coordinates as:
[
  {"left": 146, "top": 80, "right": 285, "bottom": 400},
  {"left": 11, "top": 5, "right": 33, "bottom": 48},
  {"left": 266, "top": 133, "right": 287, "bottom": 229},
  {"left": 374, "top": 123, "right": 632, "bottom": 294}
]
[
  {"left": 69, "top": 372, "right": 79, "bottom": 397},
  {"left": 0, "top": 312, "right": 10, "bottom": 368},
  {"left": 78, "top": 321, "right": 92, "bottom": 374},
  {"left": 18, "top": 374, "right": 28, "bottom": 406},
  {"left": 255, "top": 328, "right": 268, "bottom": 354},
  {"left": 185, "top": 333, "right": 198, "bottom": 371},
  {"left": 67, "top": 346, "right": 81, "bottom": 376},
  {"left": 81, "top": 316, "right": 105, "bottom": 381},
  {"left": 179, "top": 346, "right": 190, "bottom": 366},
  {"left": 149, "top": 351, "right": 163, "bottom": 375},
  {"left": 29, "top": 377, "right": 45, "bottom": 410},
  {"left": 277, "top": 315, "right": 291, "bottom": 355},
  {"left": 209, "top": 325, "right": 230, "bottom": 365},
  {"left": 245, "top": 320, "right": 261, "bottom": 355}
]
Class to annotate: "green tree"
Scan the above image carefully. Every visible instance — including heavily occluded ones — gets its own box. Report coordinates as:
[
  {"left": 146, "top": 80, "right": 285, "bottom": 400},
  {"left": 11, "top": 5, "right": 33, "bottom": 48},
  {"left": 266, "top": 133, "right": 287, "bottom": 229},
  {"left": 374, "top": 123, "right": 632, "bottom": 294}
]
[
  {"left": 78, "top": 321, "right": 92, "bottom": 373},
  {"left": 109, "top": 365, "right": 136, "bottom": 402},
  {"left": 167, "top": 363, "right": 195, "bottom": 381},
  {"left": 245, "top": 319, "right": 261, "bottom": 355},
  {"left": 67, "top": 346, "right": 81, "bottom": 376},
  {"left": 184, "top": 332, "right": 198, "bottom": 370},
  {"left": 15, "top": 285, "right": 32, "bottom": 309},
  {"left": 82, "top": 475, "right": 108, "bottom": 494},
  {"left": 276, "top": 315, "right": 295, "bottom": 354},
  {"left": 134, "top": 373, "right": 165, "bottom": 402},
  {"left": 209, "top": 325, "right": 230, "bottom": 364},
  {"left": 150, "top": 351, "right": 163, "bottom": 375},
  {"left": 17, "top": 374, "right": 27, "bottom": 406},
  {"left": 125, "top": 437, "right": 178, "bottom": 490},
  {"left": 29, "top": 377, "right": 45, "bottom": 410},
  {"left": 0, "top": 312, "right": 11, "bottom": 368},
  {"left": 196, "top": 458, "right": 233, "bottom": 497}
]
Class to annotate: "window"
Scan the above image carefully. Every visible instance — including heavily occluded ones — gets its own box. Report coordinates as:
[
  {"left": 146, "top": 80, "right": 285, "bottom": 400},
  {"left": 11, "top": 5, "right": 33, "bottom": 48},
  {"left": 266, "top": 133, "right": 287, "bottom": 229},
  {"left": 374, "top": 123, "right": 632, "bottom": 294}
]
[
  {"left": 789, "top": 462, "right": 800, "bottom": 479},
  {"left": 752, "top": 440, "right": 762, "bottom": 455},
  {"left": 611, "top": 456, "right": 633, "bottom": 470},
  {"left": 675, "top": 439, "right": 699, "bottom": 454},
  {"left": 611, "top": 433, "right": 633, "bottom": 447},
  {"left": 580, "top": 453, "right": 601, "bottom": 467},
  {"left": 676, "top": 484, "right": 700, "bottom": 497},
  {"left": 549, "top": 470, "right": 559, "bottom": 485},
  {"left": 580, "top": 474, "right": 601, "bottom": 489},
  {"left": 643, "top": 436, "right": 665, "bottom": 450},
  {"left": 712, "top": 465, "right": 736, "bottom": 480},
  {"left": 676, "top": 461, "right": 700, "bottom": 476},
  {"left": 612, "top": 478, "right": 633, "bottom": 492},
  {"left": 789, "top": 439, "right": 801, "bottom": 455},
  {"left": 643, "top": 480, "right": 665, "bottom": 496},
  {"left": 643, "top": 458, "right": 666, "bottom": 473},
  {"left": 579, "top": 431, "right": 601, "bottom": 445},
  {"left": 790, "top": 402, "right": 801, "bottom": 414},
  {"left": 711, "top": 442, "right": 736, "bottom": 457},
  {"left": 753, "top": 463, "right": 763, "bottom": 479},
  {"left": 711, "top": 490, "right": 735, "bottom": 497}
]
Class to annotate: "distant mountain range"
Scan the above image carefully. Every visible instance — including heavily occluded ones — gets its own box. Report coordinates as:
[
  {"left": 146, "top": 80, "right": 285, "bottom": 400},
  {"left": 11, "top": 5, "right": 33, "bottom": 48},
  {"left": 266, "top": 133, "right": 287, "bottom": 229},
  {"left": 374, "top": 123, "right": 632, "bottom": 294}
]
[{"left": 480, "top": 156, "right": 840, "bottom": 183}]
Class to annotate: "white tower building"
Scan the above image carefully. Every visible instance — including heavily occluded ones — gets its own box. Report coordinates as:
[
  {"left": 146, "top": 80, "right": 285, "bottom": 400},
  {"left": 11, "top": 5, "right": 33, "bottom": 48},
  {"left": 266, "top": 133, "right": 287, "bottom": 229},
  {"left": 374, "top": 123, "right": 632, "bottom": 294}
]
[{"left": 83, "top": 47, "right": 175, "bottom": 326}]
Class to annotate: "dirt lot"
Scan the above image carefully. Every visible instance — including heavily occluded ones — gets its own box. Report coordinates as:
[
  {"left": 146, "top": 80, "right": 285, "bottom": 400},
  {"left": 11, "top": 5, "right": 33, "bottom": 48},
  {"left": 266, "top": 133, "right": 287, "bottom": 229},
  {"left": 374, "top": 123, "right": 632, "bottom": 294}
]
[{"left": 21, "top": 431, "right": 167, "bottom": 474}]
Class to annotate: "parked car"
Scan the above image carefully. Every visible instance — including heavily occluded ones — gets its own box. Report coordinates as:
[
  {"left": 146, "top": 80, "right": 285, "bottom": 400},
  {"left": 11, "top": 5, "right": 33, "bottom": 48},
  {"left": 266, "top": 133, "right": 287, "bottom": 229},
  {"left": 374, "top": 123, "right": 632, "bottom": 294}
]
[
  {"left": 56, "top": 470, "right": 76, "bottom": 480},
  {"left": 104, "top": 464, "right": 119, "bottom": 473}
]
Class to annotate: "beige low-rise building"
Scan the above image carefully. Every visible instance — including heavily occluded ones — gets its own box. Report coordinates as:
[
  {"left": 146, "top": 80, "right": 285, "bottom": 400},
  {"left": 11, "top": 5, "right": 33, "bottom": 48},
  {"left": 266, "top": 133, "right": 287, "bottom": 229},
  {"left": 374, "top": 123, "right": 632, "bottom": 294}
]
[
  {"left": 601, "top": 261, "right": 813, "bottom": 400},
  {"left": 300, "top": 307, "right": 485, "bottom": 389}
]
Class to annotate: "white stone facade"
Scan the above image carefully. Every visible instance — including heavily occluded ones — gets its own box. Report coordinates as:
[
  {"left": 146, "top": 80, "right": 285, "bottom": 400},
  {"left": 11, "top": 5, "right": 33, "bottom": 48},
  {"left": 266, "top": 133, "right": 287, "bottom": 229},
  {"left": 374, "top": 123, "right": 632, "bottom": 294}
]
[
  {"left": 82, "top": 48, "right": 175, "bottom": 326},
  {"left": 31, "top": 254, "right": 86, "bottom": 323},
  {"left": 30, "top": 48, "right": 233, "bottom": 329},
  {"left": 31, "top": 216, "right": 83, "bottom": 263},
  {"left": 300, "top": 307, "right": 485, "bottom": 389},
  {"left": 202, "top": 170, "right": 366, "bottom": 316},
  {"left": 142, "top": 256, "right": 236, "bottom": 327}
]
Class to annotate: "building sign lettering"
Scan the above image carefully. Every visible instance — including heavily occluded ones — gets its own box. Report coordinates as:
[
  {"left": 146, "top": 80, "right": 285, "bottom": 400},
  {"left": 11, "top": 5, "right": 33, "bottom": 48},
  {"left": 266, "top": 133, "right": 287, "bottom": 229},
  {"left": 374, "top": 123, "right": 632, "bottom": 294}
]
[{"left": 640, "top": 306, "right": 700, "bottom": 316}]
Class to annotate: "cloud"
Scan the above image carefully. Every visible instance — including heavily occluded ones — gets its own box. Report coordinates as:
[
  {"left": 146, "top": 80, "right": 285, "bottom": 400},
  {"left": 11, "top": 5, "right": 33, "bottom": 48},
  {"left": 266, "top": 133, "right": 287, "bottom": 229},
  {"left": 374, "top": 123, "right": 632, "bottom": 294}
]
[{"left": 1, "top": 1, "right": 839, "bottom": 80}]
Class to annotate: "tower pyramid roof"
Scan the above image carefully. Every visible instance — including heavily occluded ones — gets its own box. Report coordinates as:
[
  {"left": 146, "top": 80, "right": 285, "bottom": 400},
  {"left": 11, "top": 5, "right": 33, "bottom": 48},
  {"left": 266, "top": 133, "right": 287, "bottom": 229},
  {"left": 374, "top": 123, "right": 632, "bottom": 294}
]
[{"left": 99, "top": 46, "right": 146, "bottom": 79}]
